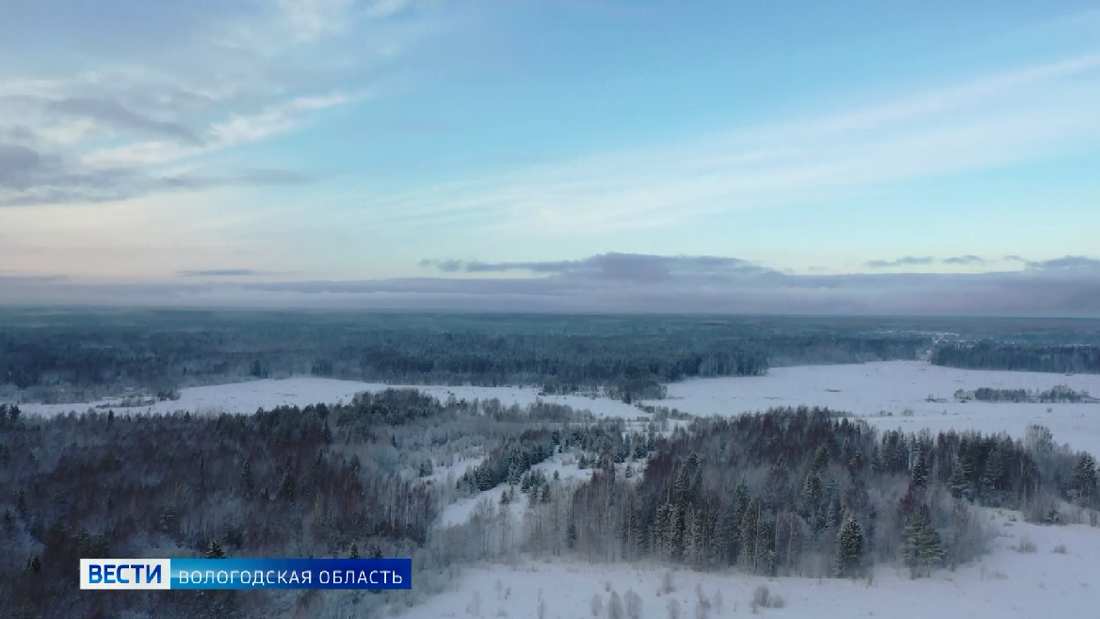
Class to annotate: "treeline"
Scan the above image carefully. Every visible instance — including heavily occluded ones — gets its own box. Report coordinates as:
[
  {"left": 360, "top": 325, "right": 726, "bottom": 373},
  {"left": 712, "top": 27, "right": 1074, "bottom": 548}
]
[
  {"left": 543, "top": 409, "right": 1098, "bottom": 579},
  {"left": 1, "top": 311, "right": 934, "bottom": 403},
  {"left": 954, "top": 385, "right": 1095, "bottom": 403},
  {"left": 932, "top": 341, "right": 1100, "bottom": 374}
]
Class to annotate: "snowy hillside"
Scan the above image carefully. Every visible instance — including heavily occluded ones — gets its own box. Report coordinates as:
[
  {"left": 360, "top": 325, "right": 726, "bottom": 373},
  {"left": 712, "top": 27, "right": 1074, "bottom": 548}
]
[{"left": 399, "top": 509, "right": 1099, "bottom": 619}]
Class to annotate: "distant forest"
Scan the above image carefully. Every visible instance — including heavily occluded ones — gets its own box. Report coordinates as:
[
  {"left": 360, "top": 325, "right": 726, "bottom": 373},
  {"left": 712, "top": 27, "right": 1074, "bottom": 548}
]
[
  {"left": 931, "top": 341, "right": 1100, "bottom": 374},
  {"left": 1, "top": 310, "right": 940, "bottom": 403},
  {"left": 7, "top": 312, "right": 1100, "bottom": 408},
  {"left": 2, "top": 392, "right": 1098, "bottom": 619}
]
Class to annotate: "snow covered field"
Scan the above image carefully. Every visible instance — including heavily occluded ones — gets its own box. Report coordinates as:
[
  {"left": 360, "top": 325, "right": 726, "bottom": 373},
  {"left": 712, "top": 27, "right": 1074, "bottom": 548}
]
[
  {"left": 400, "top": 509, "right": 1100, "bottom": 619},
  {"left": 14, "top": 377, "right": 642, "bottom": 419},
  {"left": 16, "top": 360, "right": 1100, "bottom": 455},
  {"left": 641, "top": 361, "right": 1100, "bottom": 457}
]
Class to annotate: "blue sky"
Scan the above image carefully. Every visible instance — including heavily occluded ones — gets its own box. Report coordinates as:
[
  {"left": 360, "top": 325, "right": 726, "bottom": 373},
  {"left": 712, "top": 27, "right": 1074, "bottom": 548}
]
[{"left": 1, "top": 1, "right": 1099, "bottom": 314}]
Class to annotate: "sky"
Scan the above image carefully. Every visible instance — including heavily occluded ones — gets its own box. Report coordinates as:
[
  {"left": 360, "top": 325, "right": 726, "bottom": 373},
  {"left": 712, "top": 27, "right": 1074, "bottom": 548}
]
[{"left": 1, "top": 1, "right": 1099, "bottom": 316}]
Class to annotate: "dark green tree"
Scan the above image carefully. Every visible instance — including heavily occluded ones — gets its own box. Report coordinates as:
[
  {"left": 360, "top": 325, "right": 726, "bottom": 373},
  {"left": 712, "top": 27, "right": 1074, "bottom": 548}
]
[{"left": 834, "top": 516, "right": 864, "bottom": 578}]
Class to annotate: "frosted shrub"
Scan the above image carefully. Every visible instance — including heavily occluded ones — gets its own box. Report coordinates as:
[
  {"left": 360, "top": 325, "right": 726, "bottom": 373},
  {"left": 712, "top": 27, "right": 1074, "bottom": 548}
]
[
  {"left": 1012, "top": 537, "right": 1037, "bottom": 553},
  {"left": 694, "top": 584, "right": 711, "bottom": 619},
  {"left": 749, "top": 586, "right": 785, "bottom": 613},
  {"left": 466, "top": 591, "right": 481, "bottom": 617},
  {"left": 625, "top": 589, "right": 643, "bottom": 619},
  {"left": 608, "top": 591, "right": 624, "bottom": 619},
  {"left": 713, "top": 589, "right": 723, "bottom": 614},
  {"left": 659, "top": 570, "right": 675, "bottom": 595},
  {"left": 668, "top": 598, "right": 681, "bottom": 619},
  {"left": 592, "top": 593, "right": 604, "bottom": 617}
]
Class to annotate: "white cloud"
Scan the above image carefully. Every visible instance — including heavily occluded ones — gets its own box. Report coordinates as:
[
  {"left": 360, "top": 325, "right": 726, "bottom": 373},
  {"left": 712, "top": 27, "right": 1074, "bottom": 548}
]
[
  {"left": 80, "top": 93, "right": 352, "bottom": 169},
  {"left": 0, "top": 2, "right": 415, "bottom": 205},
  {"left": 278, "top": 0, "right": 357, "bottom": 43}
]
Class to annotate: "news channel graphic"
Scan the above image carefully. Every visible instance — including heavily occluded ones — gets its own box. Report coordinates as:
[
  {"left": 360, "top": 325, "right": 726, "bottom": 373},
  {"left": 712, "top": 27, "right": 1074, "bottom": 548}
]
[{"left": 80, "top": 558, "right": 411, "bottom": 590}]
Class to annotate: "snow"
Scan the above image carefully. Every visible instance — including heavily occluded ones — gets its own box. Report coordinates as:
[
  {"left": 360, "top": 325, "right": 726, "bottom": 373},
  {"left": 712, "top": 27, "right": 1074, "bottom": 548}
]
[
  {"left": 643, "top": 361, "right": 1100, "bottom": 456},
  {"left": 10, "top": 361, "right": 1100, "bottom": 616},
  {"left": 437, "top": 452, "right": 599, "bottom": 527},
  {"left": 399, "top": 508, "right": 1100, "bottom": 619},
  {"left": 14, "top": 361, "right": 1100, "bottom": 455},
  {"left": 438, "top": 485, "right": 529, "bottom": 528},
  {"left": 14, "top": 376, "right": 641, "bottom": 419}
]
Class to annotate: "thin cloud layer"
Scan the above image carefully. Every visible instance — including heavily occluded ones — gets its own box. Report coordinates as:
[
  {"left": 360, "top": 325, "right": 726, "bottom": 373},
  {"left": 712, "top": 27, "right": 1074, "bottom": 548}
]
[
  {"left": 6, "top": 253, "right": 1100, "bottom": 317},
  {"left": 942, "top": 255, "right": 986, "bottom": 266},
  {"left": 420, "top": 254, "right": 773, "bottom": 281},
  {"left": 356, "top": 51, "right": 1100, "bottom": 235},
  {"left": 178, "top": 269, "right": 264, "bottom": 278},
  {"left": 865, "top": 256, "right": 936, "bottom": 269}
]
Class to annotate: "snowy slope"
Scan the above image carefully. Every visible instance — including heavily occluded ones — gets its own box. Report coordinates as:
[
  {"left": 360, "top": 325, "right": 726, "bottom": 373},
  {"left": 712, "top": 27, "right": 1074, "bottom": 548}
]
[{"left": 398, "top": 509, "right": 1100, "bottom": 619}]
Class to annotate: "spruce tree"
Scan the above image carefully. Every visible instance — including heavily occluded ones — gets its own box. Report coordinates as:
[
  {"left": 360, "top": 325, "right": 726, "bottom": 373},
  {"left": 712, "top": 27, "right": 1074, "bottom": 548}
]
[
  {"left": 982, "top": 444, "right": 1004, "bottom": 501},
  {"left": 240, "top": 460, "right": 255, "bottom": 499},
  {"left": 911, "top": 454, "right": 929, "bottom": 488},
  {"left": 204, "top": 540, "right": 225, "bottom": 559},
  {"left": 278, "top": 471, "right": 295, "bottom": 503},
  {"left": 739, "top": 500, "right": 759, "bottom": 573},
  {"left": 826, "top": 497, "right": 842, "bottom": 531},
  {"left": 812, "top": 445, "right": 830, "bottom": 472},
  {"left": 653, "top": 503, "right": 671, "bottom": 560},
  {"left": 834, "top": 516, "right": 863, "bottom": 578},
  {"left": 1072, "top": 453, "right": 1098, "bottom": 507},
  {"left": 902, "top": 512, "right": 944, "bottom": 578},
  {"left": 753, "top": 512, "right": 776, "bottom": 576},
  {"left": 948, "top": 465, "right": 968, "bottom": 499}
]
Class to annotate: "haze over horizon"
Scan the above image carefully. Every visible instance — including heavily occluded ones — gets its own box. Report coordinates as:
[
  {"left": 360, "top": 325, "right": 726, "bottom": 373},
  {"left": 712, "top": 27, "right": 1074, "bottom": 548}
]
[{"left": 2, "top": 1, "right": 1099, "bottom": 316}]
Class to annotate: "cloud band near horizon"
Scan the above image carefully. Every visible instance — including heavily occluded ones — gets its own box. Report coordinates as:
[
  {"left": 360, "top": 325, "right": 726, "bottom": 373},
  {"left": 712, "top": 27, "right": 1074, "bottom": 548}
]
[{"left": 4, "top": 252, "right": 1100, "bottom": 317}]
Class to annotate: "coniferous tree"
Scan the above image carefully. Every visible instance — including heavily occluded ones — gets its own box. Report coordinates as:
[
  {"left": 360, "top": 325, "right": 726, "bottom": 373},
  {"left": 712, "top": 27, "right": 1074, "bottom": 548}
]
[
  {"left": 812, "top": 445, "right": 830, "bottom": 472},
  {"left": 204, "top": 540, "right": 225, "bottom": 559},
  {"left": 911, "top": 454, "right": 929, "bottom": 488},
  {"left": 903, "top": 510, "right": 944, "bottom": 578},
  {"left": 278, "top": 471, "right": 295, "bottom": 503},
  {"left": 1071, "top": 453, "right": 1098, "bottom": 507},
  {"left": 739, "top": 500, "right": 759, "bottom": 573},
  {"left": 947, "top": 465, "right": 969, "bottom": 500},
  {"left": 801, "top": 472, "right": 825, "bottom": 534},
  {"left": 834, "top": 516, "right": 863, "bottom": 578},
  {"left": 240, "top": 460, "right": 255, "bottom": 499},
  {"left": 826, "top": 497, "right": 842, "bottom": 531},
  {"left": 754, "top": 510, "right": 776, "bottom": 576}
]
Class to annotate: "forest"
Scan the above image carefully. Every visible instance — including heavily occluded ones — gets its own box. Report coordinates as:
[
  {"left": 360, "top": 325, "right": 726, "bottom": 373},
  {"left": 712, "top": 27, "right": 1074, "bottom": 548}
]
[
  {"left": 7, "top": 311, "right": 1100, "bottom": 411},
  {"left": 2, "top": 389, "right": 1098, "bottom": 619},
  {"left": 0, "top": 309, "right": 940, "bottom": 404},
  {"left": 931, "top": 341, "right": 1100, "bottom": 374}
]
